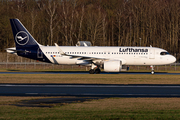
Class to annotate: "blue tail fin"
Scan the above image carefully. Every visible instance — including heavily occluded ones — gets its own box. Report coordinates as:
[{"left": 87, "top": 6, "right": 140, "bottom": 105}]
[
  {"left": 9, "top": 19, "right": 51, "bottom": 63},
  {"left": 10, "top": 19, "right": 40, "bottom": 49}
]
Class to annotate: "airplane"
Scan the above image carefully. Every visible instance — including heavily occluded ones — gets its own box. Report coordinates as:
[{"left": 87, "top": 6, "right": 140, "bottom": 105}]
[{"left": 6, "top": 19, "right": 176, "bottom": 74}]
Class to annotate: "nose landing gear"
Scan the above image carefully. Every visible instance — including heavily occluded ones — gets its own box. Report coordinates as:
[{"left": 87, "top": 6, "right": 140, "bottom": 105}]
[{"left": 150, "top": 65, "right": 154, "bottom": 74}]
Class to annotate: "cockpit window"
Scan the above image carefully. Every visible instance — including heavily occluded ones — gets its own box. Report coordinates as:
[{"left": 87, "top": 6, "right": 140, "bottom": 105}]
[{"left": 160, "top": 52, "right": 169, "bottom": 55}]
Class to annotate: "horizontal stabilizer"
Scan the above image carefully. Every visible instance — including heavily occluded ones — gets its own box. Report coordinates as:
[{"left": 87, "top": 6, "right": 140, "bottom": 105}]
[
  {"left": 6, "top": 47, "right": 16, "bottom": 54},
  {"left": 6, "top": 47, "right": 30, "bottom": 54}
]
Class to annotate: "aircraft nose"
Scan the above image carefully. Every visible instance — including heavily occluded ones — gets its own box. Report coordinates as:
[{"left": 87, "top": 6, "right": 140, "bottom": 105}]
[{"left": 170, "top": 56, "right": 176, "bottom": 63}]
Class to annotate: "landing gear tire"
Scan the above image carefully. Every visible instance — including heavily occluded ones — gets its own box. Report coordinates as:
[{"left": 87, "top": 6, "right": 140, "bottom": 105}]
[
  {"left": 95, "top": 68, "right": 101, "bottom": 74},
  {"left": 89, "top": 69, "right": 95, "bottom": 74},
  {"left": 151, "top": 70, "right": 154, "bottom": 75}
]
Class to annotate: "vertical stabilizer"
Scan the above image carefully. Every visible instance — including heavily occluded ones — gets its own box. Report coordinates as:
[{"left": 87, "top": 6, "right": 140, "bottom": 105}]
[{"left": 10, "top": 19, "right": 40, "bottom": 49}]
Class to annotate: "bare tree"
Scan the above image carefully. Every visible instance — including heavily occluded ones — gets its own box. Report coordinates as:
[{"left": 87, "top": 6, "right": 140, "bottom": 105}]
[
  {"left": 85, "top": 6, "right": 105, "bottom": 46},
  {"left": 38, "top": 0, "right": 59, "bottom": 46},
  {"left": 76, "top": 5, "right": 84, "bottom": 42}
]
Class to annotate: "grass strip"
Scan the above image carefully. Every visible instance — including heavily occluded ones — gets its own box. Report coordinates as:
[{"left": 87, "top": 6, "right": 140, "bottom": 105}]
[
  {"left": 0, "top": 74, "right": 180, "bottom": 84},
  {"left": 1, "top": 97, "right": 180, "bottom": 119}
]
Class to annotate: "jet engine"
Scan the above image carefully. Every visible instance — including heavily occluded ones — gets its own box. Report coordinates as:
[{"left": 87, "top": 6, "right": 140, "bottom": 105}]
[{"left": 103, "top": 60, "right": 122, "bottom": 72}]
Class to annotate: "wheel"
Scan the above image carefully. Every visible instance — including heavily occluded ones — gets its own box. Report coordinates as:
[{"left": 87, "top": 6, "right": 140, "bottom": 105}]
[
  {"left": 151, "top": 70, "right": 154, "bottom": 75},
  {"left": 89, "top": 69, "right": 95, "bottom": 74},
  {"left": 95, "top": 68, "right": 101, "bottom": 74}
]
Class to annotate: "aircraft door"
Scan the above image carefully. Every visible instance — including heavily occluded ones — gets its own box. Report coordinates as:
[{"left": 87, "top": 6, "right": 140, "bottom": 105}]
[
  {"left": 37, "top": 48, "right": 43, "bottom": 58},
  {"left": 149, "top": 49, "right": 155, "bottom": 59}
]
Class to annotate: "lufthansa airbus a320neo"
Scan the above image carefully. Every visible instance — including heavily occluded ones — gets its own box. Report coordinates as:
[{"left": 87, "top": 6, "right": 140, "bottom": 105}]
[{"left": 6, "top": 19, "right": 176, "bottom": 74}]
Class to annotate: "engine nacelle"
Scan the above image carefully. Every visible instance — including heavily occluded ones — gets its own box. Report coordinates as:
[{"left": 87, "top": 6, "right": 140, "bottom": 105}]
[{"left": 103, "top": 60, "right": 122, "bottom": 72}]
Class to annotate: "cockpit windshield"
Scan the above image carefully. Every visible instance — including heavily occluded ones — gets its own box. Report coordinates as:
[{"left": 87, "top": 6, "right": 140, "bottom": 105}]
[{"left": 160, "top": 52, "right": 169, "bottom": 55}]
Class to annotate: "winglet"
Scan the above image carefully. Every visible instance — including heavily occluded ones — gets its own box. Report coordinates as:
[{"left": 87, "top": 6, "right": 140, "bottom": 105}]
[{"left": 54, "top": 43, "right": 66, "bottom": 55}]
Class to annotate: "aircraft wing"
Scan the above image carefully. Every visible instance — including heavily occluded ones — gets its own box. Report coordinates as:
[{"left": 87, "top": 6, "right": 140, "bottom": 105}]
[
  {"left": 55, "top": 43, "right": 108, "bottom": 61},
  {"left": 66, "top": 54, "right": 108, "bottom": 61},
  {"left": 74, "top": 56, "right": 107, "bottom": 61},
  {"left": 66, "top": 54, "right": 126, "bottom": 65}
]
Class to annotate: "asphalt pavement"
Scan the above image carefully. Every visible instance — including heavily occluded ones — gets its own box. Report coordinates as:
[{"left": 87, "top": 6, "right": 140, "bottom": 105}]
[{"left": 1, "top": 84, "right": 180, "bottom": 97}]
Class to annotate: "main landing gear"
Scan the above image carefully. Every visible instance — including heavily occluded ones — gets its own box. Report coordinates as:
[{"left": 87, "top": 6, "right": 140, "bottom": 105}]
[
  {"left": 150, "top": 65, "right": 154, "bottom": 74},
  {"left": 89, "top": 64, "right": 101, "bottom": 74},
  {"left": 89, "top": 68, "right": 101, "bottom": 74}
]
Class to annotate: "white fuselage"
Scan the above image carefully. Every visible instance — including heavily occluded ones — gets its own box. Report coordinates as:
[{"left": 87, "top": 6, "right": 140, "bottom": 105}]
[{"left": 40, "top": 46, "right": 176, "bottom": 66}]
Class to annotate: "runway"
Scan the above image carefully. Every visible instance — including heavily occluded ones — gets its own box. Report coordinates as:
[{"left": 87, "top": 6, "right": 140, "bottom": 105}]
[
  {"left": 1, "top": 84, "right": 180, "bottom": 97},
  {"left": 0, "top": 71, "right": 180, "bottom": 75}
]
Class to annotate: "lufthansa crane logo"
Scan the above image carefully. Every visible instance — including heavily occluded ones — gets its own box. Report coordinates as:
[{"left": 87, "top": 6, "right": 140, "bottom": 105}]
[{"left": 15, "top": 31, "right": 29, "bottom": 45}]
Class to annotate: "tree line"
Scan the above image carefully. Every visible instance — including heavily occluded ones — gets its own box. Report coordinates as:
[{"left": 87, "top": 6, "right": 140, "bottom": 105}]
[{"left": 0, "top": 0, "right": 180, "bottom": 59}]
